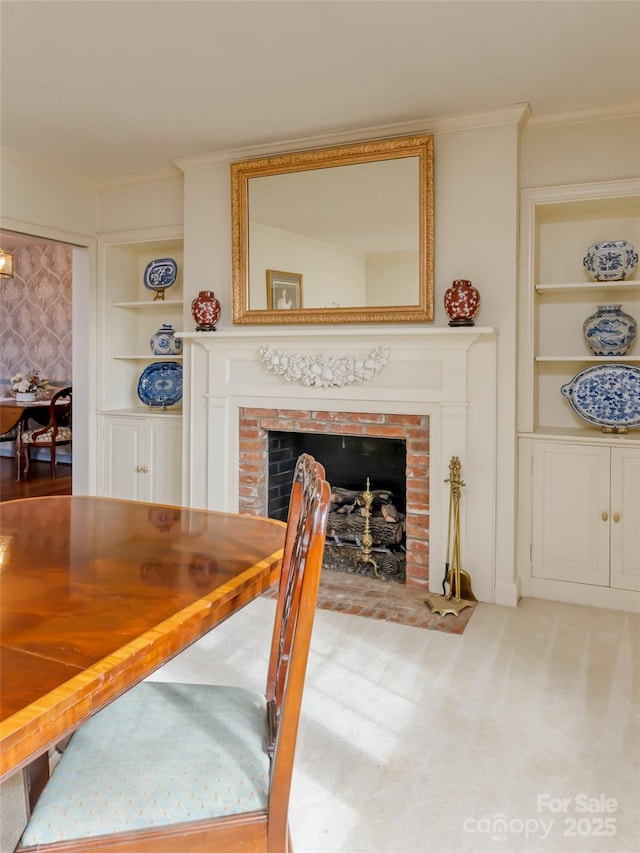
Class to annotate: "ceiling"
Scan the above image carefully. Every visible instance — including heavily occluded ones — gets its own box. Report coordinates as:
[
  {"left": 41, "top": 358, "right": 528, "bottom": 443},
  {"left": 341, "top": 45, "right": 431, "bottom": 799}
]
[{"left": 0, "top": 0, "right": 639, "bottom": 186}]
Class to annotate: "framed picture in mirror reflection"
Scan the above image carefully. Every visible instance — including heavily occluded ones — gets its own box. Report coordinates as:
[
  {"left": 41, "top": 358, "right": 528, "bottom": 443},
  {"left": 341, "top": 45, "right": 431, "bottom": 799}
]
[{"left": 267, "top": 270, "right": 303, "bottom": 310}]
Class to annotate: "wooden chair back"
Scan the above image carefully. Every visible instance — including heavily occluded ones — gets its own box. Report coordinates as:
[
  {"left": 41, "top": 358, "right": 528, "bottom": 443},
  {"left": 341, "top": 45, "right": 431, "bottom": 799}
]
[
  {"left": 15, "top": 454, "right": 330, "bottom": 853},
  {"left": 265, "top": 455, "right": 329, "bottom": 849},
  {"left": 18, "top": 386, "right": 72, "bottom": 479}
]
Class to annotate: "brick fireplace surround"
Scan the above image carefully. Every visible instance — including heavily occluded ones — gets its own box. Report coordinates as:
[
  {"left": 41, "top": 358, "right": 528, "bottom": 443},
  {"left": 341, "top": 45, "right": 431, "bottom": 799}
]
[
  {"left": 238, "top": 408, "right": 430, "bottom": 587},
  {"left": 180, "top": 326, "right": 501, "bottom": 604}
]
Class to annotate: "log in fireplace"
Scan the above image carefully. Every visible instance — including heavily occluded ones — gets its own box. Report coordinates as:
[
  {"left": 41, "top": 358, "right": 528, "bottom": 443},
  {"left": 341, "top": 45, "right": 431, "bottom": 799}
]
[{"left": 267, "top": 430, "right": 408, "bottom": 582}]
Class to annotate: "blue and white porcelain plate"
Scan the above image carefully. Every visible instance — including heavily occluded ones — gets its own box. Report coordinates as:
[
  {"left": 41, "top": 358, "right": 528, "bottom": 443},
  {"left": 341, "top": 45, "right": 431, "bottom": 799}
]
[
  {"left": 143, "top": 258, "right": 178, "bottom": 293},
  {"left": 561, "top": 363, "right": 640, "bottom": 430},
  {"left": 137, "top": 362, "right": 183, "bottom": 407}
]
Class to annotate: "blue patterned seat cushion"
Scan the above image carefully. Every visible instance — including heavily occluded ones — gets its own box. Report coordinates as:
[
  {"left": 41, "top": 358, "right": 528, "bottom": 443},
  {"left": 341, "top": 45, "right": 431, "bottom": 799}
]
[{"left": 19, "top": 683, "right": 270, "bottom": 847}]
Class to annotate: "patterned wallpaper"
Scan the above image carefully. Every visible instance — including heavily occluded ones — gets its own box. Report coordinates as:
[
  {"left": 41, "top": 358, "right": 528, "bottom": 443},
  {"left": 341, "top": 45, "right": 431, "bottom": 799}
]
[{"left": 0, "top": 244, "right": 72, "bottom": 388}]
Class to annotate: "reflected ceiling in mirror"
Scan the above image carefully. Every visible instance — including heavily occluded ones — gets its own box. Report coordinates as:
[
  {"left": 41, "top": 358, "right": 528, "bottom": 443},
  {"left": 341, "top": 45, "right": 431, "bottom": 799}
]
[{"left": 231, "top": 134, "right": 434, "bottom": 324}]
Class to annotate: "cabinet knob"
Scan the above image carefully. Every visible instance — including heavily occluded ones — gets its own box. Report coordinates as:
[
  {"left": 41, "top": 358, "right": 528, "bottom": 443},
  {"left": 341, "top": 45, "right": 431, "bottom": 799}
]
[
  {"left": 613, "top": 512, "right": 620, "bottom": 523},
  {"left": 601, "top": 511, "right": 608, "bottom": 522}
]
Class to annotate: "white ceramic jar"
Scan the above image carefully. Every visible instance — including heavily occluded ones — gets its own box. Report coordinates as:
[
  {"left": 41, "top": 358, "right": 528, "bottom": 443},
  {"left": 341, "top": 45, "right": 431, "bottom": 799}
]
[{"left": 149, "top": 324, "right": 183, "bottom": 355}]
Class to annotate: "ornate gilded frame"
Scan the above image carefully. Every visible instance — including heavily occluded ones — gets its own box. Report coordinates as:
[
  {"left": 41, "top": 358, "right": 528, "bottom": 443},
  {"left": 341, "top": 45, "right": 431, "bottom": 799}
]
[{"left": 231, "top": 134, "right": 434, "bottom": 325}]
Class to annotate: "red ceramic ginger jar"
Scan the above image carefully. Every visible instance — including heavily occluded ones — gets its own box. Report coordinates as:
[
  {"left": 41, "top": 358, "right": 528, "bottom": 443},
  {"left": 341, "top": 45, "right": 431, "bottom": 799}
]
[
  {"left": 191, "top": 290, "right": 221, "bottom": 331},
  {"left": 444, "top": 279, "right": 480, "bottom": 326}
]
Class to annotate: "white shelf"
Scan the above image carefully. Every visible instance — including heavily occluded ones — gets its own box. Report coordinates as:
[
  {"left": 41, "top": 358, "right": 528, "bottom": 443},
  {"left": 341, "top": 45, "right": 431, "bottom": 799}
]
[
  {"left": 113, "top": 355, "right": 183, "bottom": 360},
  {"left": 112, "top": 299, "right": 184, "bottom": 308},
  {"left": 535, "top": 281, "right": 640, "bottom": 294},
  {"left": 520, "top": 427, "right": 640, "bottom": 444},
  {"left": 535, "top": 355, "right": 640, "bottom": 362},
  {"left": 97, "top": 407, "right": 182, "bottom": 417}
]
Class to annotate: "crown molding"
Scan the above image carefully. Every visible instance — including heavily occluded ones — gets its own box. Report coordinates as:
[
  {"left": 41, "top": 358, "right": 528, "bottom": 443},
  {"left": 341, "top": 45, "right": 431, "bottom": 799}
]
[
  {"left": 526, "top": 101, "right": 640, "bottom": 129},
  {"left": 4, "top": 101, "right": 634, "bottom": 189},
  {"left": 0, "top": 147, "right": 182, "bottom": 191},
  {"left": 0, "top": 216, "right": 95, "bottom": 250},
  {"left": 94, "top": 169, "right": 183, "bottom": 191},
  {"left": 0, "top": 147, "right": 97, "bottom": 189},
  {"left": 173, "top": 104, "right": 531, "bottom": 171}
]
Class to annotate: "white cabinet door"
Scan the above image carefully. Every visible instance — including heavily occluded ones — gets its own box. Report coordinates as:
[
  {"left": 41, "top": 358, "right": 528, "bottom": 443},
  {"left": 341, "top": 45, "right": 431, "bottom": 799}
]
[
  {"left": 101, "top": 414, "right": 182, "bottom": 505},
  {"left": 610, "top": 447, "right": 640, "bottom": 592},
  {"left": 102, "top": 417, "right": 144, "bottom": 500},
  {"left": 146, "top": 418, "right": 182, "bottom": 505},
  {"left": 532, "top": 443, "right": 610, "bottom": 586}
]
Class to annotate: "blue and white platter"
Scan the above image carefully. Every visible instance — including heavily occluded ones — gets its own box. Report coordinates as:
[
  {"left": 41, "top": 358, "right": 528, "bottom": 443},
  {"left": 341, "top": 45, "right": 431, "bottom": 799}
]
[
  {"left": 143, "top": 258, "right": 178, "bottom": 293},
  {"left": 561, "top": 363, "right": 640, "bottom": 430},
  {"left": 137, "top": 362, "right": 183, "bottom": 408}
]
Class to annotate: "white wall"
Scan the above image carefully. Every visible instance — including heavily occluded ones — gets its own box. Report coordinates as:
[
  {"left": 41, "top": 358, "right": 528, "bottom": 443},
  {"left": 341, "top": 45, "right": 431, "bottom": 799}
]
[
  {"left": 365, "top": 252, "right": 418, "bottom": 305},
  {"left": 0, "top": 153, "right": 98, "bottom": 494},
  {"left": 521, "top": 112, "right": 640, "bottom": 188},
  {"left": 97, "top": 177, "right": 183, "bottom": 234},
  {"left": 249, "top": 223, "right": 365, "bottom": 309},
  {"left": 183, "top": 164, "right": 231, "bottom": 323},
  {"left": 434, "top": 122, "right": 520, "bottom": 604},
  {"left": 0, "top": 154, "right": 96, "bottom": 236}
]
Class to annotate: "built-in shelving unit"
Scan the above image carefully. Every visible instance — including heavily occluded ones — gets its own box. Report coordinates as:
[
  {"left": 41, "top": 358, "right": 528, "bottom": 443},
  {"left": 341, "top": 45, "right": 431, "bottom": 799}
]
[
  {"left": 97, "top": 228, "right": 184, "bottom": 504},
  {"left": 519, "top": 180, "right": 640, "bottom": 436},
  {"left": 517, "top": 178, "right": 640, "bottom": 611}
]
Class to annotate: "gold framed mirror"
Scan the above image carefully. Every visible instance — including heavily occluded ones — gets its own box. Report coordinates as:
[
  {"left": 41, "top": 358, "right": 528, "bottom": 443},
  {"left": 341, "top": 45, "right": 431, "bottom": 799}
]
[{"left": 231, "top": 134, "right": 434, "bottom": 325}]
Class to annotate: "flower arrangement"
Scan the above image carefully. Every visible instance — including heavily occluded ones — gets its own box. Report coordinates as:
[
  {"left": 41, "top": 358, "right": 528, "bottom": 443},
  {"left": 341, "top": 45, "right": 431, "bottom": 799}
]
[{"left": 10, "top": 369, "right": 49, "bottom": 395}]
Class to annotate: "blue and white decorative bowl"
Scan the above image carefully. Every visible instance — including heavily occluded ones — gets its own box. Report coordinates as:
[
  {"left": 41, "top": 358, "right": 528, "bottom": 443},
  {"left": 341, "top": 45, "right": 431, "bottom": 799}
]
[
  {"left": 583, "top": 305, "right": 637, "bottom": 356},
  {"left": 583, "top": 241, "right": 637, "bottom": 281},
  {"left": 561, "top": 364, "right": 640, "bottom": 431},
  {"left": 150, "top": 324, "right": 183, "bottom": 355}
]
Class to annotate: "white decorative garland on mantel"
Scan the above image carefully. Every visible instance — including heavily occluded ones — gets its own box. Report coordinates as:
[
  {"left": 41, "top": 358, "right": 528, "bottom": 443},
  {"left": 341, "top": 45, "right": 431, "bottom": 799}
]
[{"left": 259, "top": 345, "right": 390, "bottom": 388}]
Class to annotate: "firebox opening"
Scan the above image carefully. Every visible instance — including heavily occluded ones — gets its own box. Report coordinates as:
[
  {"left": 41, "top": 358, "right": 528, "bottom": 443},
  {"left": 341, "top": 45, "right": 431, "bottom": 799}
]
[
  {"left": 267, "top": 430, "right": 407, "bottom": 582},
  {"left": 268, "top": 431, "right": 406, "bottom": 518}
]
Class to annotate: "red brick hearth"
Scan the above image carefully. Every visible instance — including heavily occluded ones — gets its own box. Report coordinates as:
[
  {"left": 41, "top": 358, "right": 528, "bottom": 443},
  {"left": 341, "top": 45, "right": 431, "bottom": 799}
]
[{"left": 237, "top": 408, "right": 430, "bottom": 588}]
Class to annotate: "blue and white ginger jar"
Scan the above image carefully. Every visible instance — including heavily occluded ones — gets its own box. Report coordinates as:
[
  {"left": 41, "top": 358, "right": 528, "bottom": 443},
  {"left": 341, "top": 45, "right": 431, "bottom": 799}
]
[
  {"left": 583, "top": 241, "right": 638, "bottom": 281},
  {"left": 583, "top": 305, "right": 636, "bottom": 356},
  {"left": 150, "top": 324, "right": 183, "bottom": 355}
]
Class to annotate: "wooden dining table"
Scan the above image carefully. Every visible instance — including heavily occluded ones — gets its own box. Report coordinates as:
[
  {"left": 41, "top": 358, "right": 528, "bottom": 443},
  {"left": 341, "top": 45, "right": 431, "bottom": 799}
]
[
  {"left": 0, "top": 495, "right": 285, "bottom": 792},
  {"left": 0, "top": 399, "right": 54, "bottom": 435}
]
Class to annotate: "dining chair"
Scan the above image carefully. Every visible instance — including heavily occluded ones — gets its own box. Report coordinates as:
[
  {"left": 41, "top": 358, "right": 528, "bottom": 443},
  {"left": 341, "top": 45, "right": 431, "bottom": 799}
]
[
  {"left": 16, "top": 453, "right": 330, "bottom": 853},
  {"left": 18, "top": 386, "right": 72, "bottom": 480}
]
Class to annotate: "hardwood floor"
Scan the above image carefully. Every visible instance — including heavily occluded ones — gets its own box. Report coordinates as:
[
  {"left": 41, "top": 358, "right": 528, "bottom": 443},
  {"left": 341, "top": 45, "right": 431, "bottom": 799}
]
[{"left": 0, "top": 456, "right": 72, "bottom": 502}]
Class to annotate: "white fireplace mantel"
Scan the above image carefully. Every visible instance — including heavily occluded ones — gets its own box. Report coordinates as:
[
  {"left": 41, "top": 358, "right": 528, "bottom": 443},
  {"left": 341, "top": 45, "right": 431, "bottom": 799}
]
[{"left": 180, "top": 325, "right": 504, "bottom": 604}]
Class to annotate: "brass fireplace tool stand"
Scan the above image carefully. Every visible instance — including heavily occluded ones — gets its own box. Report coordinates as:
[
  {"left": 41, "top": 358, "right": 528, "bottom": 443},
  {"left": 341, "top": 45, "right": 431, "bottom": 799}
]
[
  {"left": 353, "top": 478, "right": 384, "bottom": 580},
  {"left": 425, "top": 456, "right": 476, "bottom": 616}
]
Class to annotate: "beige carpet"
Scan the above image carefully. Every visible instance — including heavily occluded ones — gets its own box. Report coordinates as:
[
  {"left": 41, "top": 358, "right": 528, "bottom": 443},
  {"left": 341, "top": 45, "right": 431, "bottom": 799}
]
[{"left": 2, "top": 595, "right": 638, "bottom": 852}]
